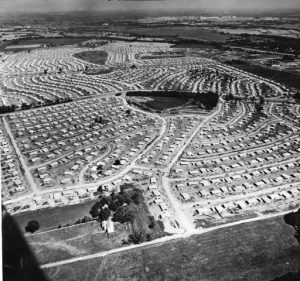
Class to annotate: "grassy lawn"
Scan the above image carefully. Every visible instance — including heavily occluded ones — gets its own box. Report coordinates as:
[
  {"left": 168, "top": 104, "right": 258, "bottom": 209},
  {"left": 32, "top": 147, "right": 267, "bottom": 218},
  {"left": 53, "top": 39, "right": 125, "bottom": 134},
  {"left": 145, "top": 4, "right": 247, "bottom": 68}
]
[
  {"left": 73, "top": 50, "right": 108, "bottom": 65},
  {"left": 13, "top": 199, "right": 97, "bottom": 233},
  {"left": 25, "top": 221, "right": 131, "bottom": 264},
  {"left": 223, "top": 61, "right": 300, "bottom": 90},
  {"left": 144, "top": 96, "right": 190, "bottom": 112},
  {"left": 127, "top": 96, "right": 194, "bottom": 113},
  {"left": 22, "top": 193, "right": 165, "bottom": 265},
  {"left": 44, "top": 216, "right": 300, "bottom": 281}
]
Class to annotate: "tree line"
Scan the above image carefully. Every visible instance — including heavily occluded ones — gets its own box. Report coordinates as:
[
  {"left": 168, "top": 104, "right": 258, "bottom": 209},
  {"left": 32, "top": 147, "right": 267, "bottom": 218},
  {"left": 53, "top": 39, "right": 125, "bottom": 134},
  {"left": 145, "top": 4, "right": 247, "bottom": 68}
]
[{"left": 127, "top": 90, "right": 219, "bottom": 109}]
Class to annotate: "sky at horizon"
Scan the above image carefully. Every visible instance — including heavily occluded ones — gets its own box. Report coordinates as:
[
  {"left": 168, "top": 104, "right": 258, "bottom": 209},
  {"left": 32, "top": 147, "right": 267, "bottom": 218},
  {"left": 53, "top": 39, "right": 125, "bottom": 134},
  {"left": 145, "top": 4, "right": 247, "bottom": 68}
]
[{"left": 1, "top": 0, "right": 300, "bottom": 14}]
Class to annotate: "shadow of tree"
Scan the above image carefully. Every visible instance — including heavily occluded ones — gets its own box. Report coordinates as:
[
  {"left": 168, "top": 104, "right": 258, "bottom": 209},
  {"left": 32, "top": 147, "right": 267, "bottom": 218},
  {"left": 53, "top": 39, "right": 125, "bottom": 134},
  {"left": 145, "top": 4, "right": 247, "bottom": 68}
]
[{"left": 2, "top": 206, "right": 49, "bottom": 281}]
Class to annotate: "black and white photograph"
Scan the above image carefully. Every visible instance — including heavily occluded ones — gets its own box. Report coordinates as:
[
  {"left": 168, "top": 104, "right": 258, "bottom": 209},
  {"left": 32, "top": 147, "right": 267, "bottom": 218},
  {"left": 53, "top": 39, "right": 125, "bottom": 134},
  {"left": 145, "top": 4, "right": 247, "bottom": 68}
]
[{"left": 1, "top": 0, "right": 300, "bottom": 280}]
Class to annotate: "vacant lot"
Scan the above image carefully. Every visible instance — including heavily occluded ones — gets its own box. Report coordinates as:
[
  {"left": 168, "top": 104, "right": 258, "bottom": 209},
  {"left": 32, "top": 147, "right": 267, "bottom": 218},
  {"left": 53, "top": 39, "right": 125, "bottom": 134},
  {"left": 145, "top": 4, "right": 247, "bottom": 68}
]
[
  {"left": 12, "top": 37, "right": 91, "bottom": 46},
  {"left": 111, "top": 26, "right": 228, "bottom": 42},
  {"left": 73, "top": 50, "right": 108, "bottom": 65},
  {"left": 140, "top": 54, "right": 185, "bottom": 60},
  {"left": 224, "top": 60, "right": 300, "bottom": 90},
  {"left": 13, "top": 200, "right": 97, "bottom": 233},
  {"left": 22, "top": 193, "right": 165, "bottom": 264},
  {"left": 25, "top": 221, "right": 131, "bottom": 264},
  {"left": 45, "top": 216, "right": 300, "bottom": 281},
  {"left": 127, "top": 96, "right": 191, "bottom": 113}
]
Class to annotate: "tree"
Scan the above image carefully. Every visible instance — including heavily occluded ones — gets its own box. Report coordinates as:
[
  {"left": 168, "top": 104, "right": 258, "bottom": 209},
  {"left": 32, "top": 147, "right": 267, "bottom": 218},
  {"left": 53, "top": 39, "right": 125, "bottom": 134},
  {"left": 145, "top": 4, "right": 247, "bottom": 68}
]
[
  {"left": 99, "top": 208, "right": 110, "bottom": 221},
  {"left": 25, "top": 220, "right": 40, "bottom": 233},
  {"left": 97, "top": 185, "right": 103, "bottom": 193},
  {"left": 131, "top": 190, "right": 143, "bottom": 204},
  {"left": 89, "top": 202, "right": 102, "bottom": 218},
  {"left": 146, "top": 233, "right": 152, "bottom": 241},
  {"left": 284, "top": 210, "right": 300, "bottom": 234},
  {"left": 294, "top": 91, "right": 300, "bottom": 102},
  {"left": 113, "top": 206, "right": 135, "bottom": 224},
  {"left": 117, "top": 192, "right": 131, "bottom": 205},
  {"left": 127, "top": 231, "right": 145, "bottom": 244},
  {"left": 111, "top": 191, "right": 117, "bottom": 201},
  {"left": 108, "top": 201, "right": 118, "bottom": 212},
  {"left": 100, "top": 196, "right": 110, "bottom": 207}
]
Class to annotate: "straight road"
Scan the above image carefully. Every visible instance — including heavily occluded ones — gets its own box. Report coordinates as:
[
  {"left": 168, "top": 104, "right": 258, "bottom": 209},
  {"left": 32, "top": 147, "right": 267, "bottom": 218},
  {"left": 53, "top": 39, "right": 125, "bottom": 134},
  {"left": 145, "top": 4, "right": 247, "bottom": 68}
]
[
  {"left": 2, "top": 116, "right": 40, "bottom": 193},
  {"left": 41, "top": 208, "right": 298, "bottom": 269}
]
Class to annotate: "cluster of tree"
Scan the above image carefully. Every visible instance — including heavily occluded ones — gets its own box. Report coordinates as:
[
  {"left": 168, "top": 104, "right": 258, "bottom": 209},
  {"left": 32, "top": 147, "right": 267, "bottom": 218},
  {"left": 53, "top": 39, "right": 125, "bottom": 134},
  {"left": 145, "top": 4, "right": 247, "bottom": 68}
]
[
  {"left": 284, "top": 209, "right": 300, "bottom": 243},
  {"left": 0, "top": 105, "right": 16, "bottom": 114},
  {"left": 20, "top": 97, "right": 73, "bottom": 110},
  {"left": 224, "top": 59, "right": 248, "bottom": 66},
  {"left": 127, "top": 90, "right": 219, "bottom": 109},
  {"left": 74, "top": 215, "right": 94, "bottom": 225},
  {"left": 223, "top": 92, "right": 265, "bottom": 110},
  {"left": 89, "top": 187, "right": 143, "bottom": 224},
  {"left": 254, "top": 96, "right": 265, "bottom": 112},
  {"left": 94, "top": 116, "right": 103, "bottom": 123},
  {"left": 172, "top": 38, "right": 222, "bottom": 48},
  {"left": 188, "top": 67, "right": 222, "bottom": 81},
  {"left": 222, "top": 93, "right": 237, "bottom": 102},
  {"left": 123, "top": 231, "right": 152, "bottom": 245},
  {"left": 113, "top": 206, "right": 135, "bottom": 224},
  {"left": 25, "top": 220, "right": 40, "bottom": 233},
  {"left": 294, "top": 92, "right": 300, "bottom": 103},
  {"left": 271, "top": 210, "right": 300, "bottom": 281},
  {"left": 228, "top": 34, "right": 300, "bottom": 56},
  {"left": 272, "top": 272, "right": 300, "bottom": 281},
  {"left": 84, "top": 68, "right": 112, "bottom": 76}
]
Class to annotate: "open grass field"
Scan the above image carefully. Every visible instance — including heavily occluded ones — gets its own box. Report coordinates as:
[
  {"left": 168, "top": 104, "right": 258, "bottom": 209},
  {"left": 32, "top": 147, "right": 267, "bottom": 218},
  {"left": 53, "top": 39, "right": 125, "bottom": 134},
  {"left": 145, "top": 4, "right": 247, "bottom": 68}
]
[
  {"left": 127, "top": 96, "right": 210, "bottom": 115},
  {"left": 73, "top": 50, "right": 108, "bottom": 65},
  {"left": 13, "top": 200, "right": 97, "bottom": 233},
  {"left": 140, "top": 54, "right": 185, "bottom": 60},
  {"left": 131, "top": 96, "right": 191, "bottom": 112},
  {"left": 11, "top": 37, "right": 92, "bottom": 46},
  {"left": 21, "top": 197, "right": 165, "bottom": 264},
  {"left": 44, "top": 216, "right": 300, "bottom": 281},
  {"left": 25, "top": 221, "right": 131, "bottom": 264},
  {"left": 224, "top": 60, "right": 300, "bottom": 90},
  {"left": 110, "top": 26, "right": 228, "bottom": 42}
]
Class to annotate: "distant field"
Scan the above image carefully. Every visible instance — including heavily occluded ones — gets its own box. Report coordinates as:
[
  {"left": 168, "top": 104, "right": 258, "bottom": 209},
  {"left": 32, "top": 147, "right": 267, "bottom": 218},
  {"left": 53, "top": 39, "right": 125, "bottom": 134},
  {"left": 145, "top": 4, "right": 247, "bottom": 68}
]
[
  {"left": 172, "top": 43, "right": 218, "bottom": 50},
  {"left": 44, "top": 216, "right": 300, "bottom": 281},
  {"left": 13, "top": 200, "right": 97, "bottom": 233},
  {"left": 73, "top": 50, "right": 108, "bottom": 65},
  {"left": 224, "top": 60, "right": 300, "bottom": 90},
  {"left": 12, "top": 37, "right": 91, "bottom": 46},
  {"left": 140, "top": 54, "right": 185, "bottom": 59},
  {"left": 111, "top": 26, "right": 228, "bottom": 42}
]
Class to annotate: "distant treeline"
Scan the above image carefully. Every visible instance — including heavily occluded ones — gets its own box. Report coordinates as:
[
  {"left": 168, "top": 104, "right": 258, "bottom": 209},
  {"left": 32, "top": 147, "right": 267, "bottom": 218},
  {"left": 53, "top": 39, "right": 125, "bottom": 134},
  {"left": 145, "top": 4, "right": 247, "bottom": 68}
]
[
  {"left": 271, "top": 210, "right": 300, "bottom": 281},
  {"left": 0, "top": 105, "right": 16, "bottom": 114},
  {"left": 294, "top": 92, "right": 300, "bottom": 103},
  {"left": 126, "top": 90, "right": 219, "bottom": 109},
  {"left": 0, "top": 97, "right": 73, "bottom": 114},
  {"left": 21, "top": 97, "right": 73, "bottom": 110},
  {"left": 227, "top": 34, "right": 300, "bottom": 56}
]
